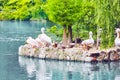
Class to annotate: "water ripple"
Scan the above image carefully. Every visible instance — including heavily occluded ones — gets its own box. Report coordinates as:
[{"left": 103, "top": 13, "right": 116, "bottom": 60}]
[{"left": 0, "top": 37, "right": 26, "bottom": 41}]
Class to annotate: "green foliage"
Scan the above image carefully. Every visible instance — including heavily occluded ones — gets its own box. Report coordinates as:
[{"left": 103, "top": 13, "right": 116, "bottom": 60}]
[
  {"left": 0, "top": 0, "right": 47, "bottom": 20},
  {"left": 47, "top": 25, "right": 63, "bottom": 37},
  {"left": 72, "top": 0, "right": 96, "bottom": 39},
  {"left": 47, "top": 25, "right": 63, "bottom": 42},
  {"left": 94, "top": 0, "right": 120, "bottom": 48},
  {"left": 72, "top": 24, "right": 89, "bottom": 40},
  {"left": 44, "top": 0, "right": 82, "bottom": 26},
  {"left": 44, "top": 0, "right": 83, "bottom": 43}
]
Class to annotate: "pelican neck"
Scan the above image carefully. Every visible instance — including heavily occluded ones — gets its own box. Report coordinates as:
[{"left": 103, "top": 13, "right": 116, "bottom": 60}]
[
  {"left": 41, "top": 31, "right": 45, "bottom": 34},
  {"left": 89, "top": 34, "right": 93, "bottom": 39},
  {"left": 117, "top": 32, "right": 120, "bottom": 38}
]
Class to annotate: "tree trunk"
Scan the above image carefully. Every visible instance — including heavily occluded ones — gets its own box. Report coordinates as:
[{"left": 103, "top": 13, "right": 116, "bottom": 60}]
[
  {"left": 63, "top": 25, "right": 67, "bottom": 45},
  {"left": 68, "top": 25, "right": 72, "bottom": 43}
]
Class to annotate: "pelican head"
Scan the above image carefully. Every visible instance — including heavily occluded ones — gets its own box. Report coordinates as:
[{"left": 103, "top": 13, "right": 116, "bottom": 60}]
[
  {"left": 116, "top": 28, "right": 120, "bottom": 33},
  {"left": 89, "top": 31, "right": 93, "bottom": 35},
  {"left": 41, "top": 27, "right": 45, "bottom": 33}
]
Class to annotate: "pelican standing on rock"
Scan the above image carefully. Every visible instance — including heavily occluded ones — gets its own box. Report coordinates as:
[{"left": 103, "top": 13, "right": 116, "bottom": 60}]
[
  {"left": 115, "top": 28, "right": 120, "bottom": 47},
  {"left": 26, "top": 37, "right": 40, "bottom": 48},
  {"left": 37, "top": 27, "right": 52, "bottom": 46},
  {"left": 81, "top": 31, "right": 94, "bottom": 50}
]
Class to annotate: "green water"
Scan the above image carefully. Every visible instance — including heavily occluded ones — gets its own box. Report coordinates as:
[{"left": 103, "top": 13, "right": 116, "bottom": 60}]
[{"left": 0, "top": 21, "right": 120, "bottom": 80}]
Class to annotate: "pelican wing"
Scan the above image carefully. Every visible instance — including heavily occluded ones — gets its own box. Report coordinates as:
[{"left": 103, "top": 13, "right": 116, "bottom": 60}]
[
  {"left": 26, "top": 37, "right": 39, "bottom": 47},
  {"left": 38, "top": 34, "right": 52, "bottom": 44}
]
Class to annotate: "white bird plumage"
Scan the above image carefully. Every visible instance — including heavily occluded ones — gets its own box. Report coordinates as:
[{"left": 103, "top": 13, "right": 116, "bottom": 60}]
[
  {"left": 38, "top": 27, "right": 52, "bottom": 46},
  {"left": 115, "top": 28, "right": 120, "bottom": 47},
  {"left": 81, "top": 31, "right": 94, "bottom": 50},
  {"left": 26, "top": 37, "right": 39, "bottom": 47},
  {"left": 26, "top": 27, "right": 52, "bottom": 47}
]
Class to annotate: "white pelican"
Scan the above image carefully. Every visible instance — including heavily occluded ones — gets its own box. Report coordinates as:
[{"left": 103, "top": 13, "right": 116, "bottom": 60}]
[
  {"left": 115, "top": 28, "right": 120, "bottom": 47},
  {"left": 81, "top": 31, "right": 94, "bottom": 50},
  {"left": 38, "top": 27, "right": 52, "bottom": 46},
  {"left": 26, "top": 37, "right": 40, "bottom": 48}
]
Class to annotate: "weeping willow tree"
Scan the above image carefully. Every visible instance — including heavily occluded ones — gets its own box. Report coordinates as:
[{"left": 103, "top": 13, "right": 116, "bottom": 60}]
[
  {"left": 72, "top": 0, "right": 96, "bottom": 40},
  {"left": 94, "top": 0, "right": 120, "bottom": 48}
]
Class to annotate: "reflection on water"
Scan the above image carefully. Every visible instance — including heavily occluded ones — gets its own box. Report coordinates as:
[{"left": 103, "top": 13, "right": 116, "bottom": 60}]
[
  {"left": 19, "top": 56, "right": 120, "bottom": 80},
  {"left": 0, "top": 21, "right": 54, "bottom": 80}
]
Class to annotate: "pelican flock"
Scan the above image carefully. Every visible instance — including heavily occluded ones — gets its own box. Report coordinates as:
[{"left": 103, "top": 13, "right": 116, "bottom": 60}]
[{"left": 26, "top": 27, "right": 52, "bottom": 48}]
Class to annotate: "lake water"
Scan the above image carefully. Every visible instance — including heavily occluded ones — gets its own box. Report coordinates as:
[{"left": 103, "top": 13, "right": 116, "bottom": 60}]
[{"left": 0, "top": 21, "right": 120, "bottom": 80}]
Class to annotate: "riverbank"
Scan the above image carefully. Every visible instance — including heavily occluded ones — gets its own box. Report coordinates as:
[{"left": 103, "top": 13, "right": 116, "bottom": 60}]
[{"left": 19, "top": 44, "right": 120, "bottom": 62}]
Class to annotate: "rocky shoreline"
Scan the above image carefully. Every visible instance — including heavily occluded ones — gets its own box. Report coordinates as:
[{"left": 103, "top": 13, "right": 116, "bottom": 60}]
[{"left": 19, "top": 44, "right": 120, "bottom": 62}]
